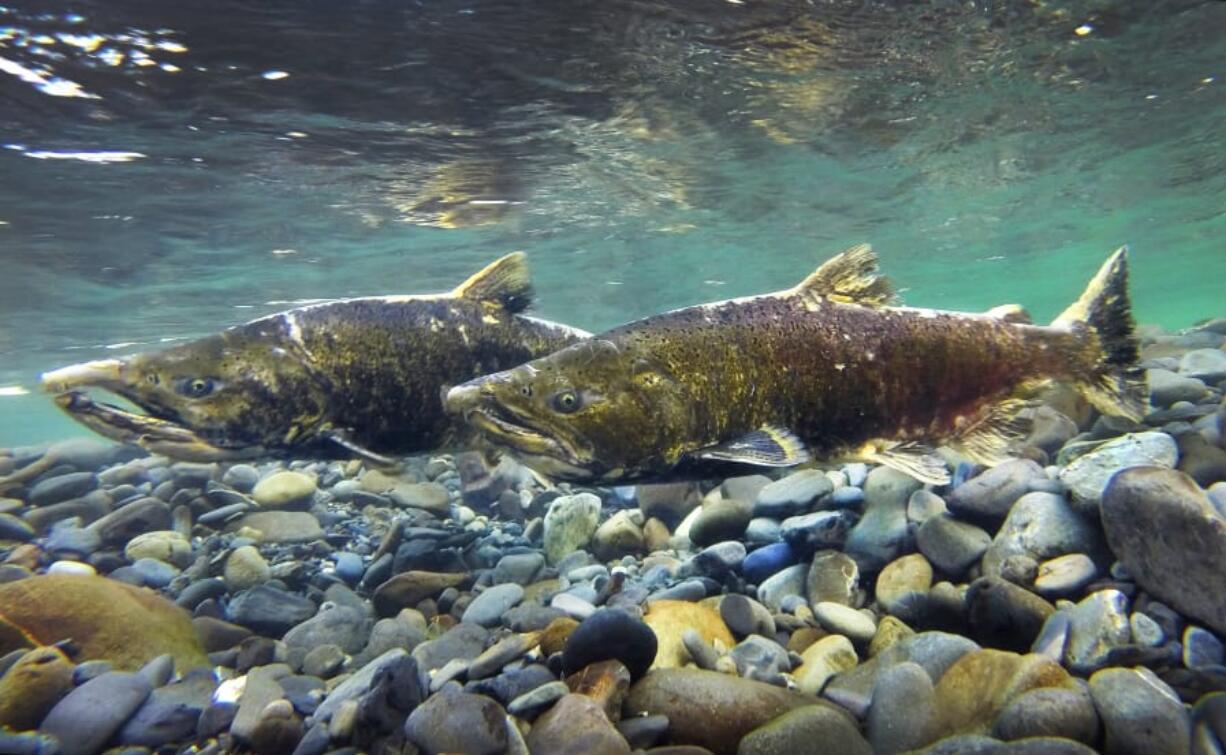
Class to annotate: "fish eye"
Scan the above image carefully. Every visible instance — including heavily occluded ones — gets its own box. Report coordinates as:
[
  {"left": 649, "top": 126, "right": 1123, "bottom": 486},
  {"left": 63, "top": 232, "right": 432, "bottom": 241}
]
[
  {"left": 146, "top": 374, "right": 160, "bottom": 386},
  {"left": 550, "top": 389, "right": 581, "bottom": 414},
  {"left": 520, "top": 385, "right": 533, "bottom": 398},
  {"left": 176, "top": 377, "right": 218, "bottom": 398}
]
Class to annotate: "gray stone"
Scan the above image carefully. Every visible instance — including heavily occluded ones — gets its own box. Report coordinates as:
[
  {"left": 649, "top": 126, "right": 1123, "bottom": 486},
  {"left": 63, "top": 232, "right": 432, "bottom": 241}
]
[
  {"left": 283, "top": 604, "right": 371, "bottom": 654},
  {"left": 301, "top": 644, "right": 346, "bottom": 678},
  {"left": 468, "top": 633, "right": 533, "bottom": 680},
  {"left": 492, "top": 552, "right": 545, "bottom": 585},
  {"left": 1059, "top": 432, "right": 1179, "bottom": 513},
  {"left": 0, "top": 513, "right": 34, "bottom": 541},
  {"left": 85, "top": 496, "right": 171, "bottom": 546},
  {"left": 754, "top": 470, "right": 833, "bottom": 518},
  {"left": 757, "top": 563, "right": 808, "bottom": 613},
  {"left": 506, "top": 680, "right": 569, "bottom": 718},
  {"left": 1130, "top": 612, "right": 1165, "bottom": 648},
  {"left": 780, "top": 510, "right": 855, "bottom": 554},
  {"left": 1026, "top": 406, "right": 1081, "bottom": 456},
  {"left": 1148, "top": 367, "right": 1209, "bottom": 406},
  {"left": 314, "top": 648, "right": 409, "bottom": 722},
  {"left": 691, "top": 498, "right": 754, "bottom": 547},
  {"left": 722, "top": 475, "right": 773, "bottom": 504},
  {"left": 221, "top": 464, "right": 260, "bottom": 492},
  {"left": 1064, "top": 590, "right": 1131, "bottom": 673},
  {"left": 462, "top": 583, "right": 524, "bottom": 627},
  {"left": 1034, "top": 554, "right": 1097, "bottom": 597},
  {"left": 917, "top": 515, "right": 991, "bottom": 576},
  {"left": 228, "top": 584, "right": 317, "bottom": 636},
  {"left": 1089, "top": 667, "right": 1191, "bottom": 755},
  {"left": 404, "top": 685, "right": 507, "bottom": 755},
  {"left": 389, "top": 482, "right": 450, "bottom": 514},
  {"left": 232, "top": 511, "right": 323, "bottom": 542},
  {"left": 814, "top": 602, "right": 876, "bottom": 643},
  {"left": 745, "top": 517, "right": 783, "bottom": 544},
  {"left": 822, "top": 631, "right": 978, "bottom": 719},
  {"left": 947, "top": 459, "right": 1046, "bottom": 520},
  {"left": 695, "top": 540, "right": 747, "bottom": 576},
  {"left": 1180, "top": 349, "right": 1226, "bottom": 382},
  {"left": 543, "top": 493, "right": 601, "bottom": 563},
  {"left": 412, "top": 623, "right": 490, "bottom": 673},
  {"left": 1184, "top": 626, "right": 1226, "bottom": 669},
  {"left": 230, "top": 663, "right": 291, "bottom": 742},
  {"left": 868, "top": 661, "right": 936, "bottom": 755},
  {"left": 908, "top": 489, "right": 948, "bottom": 523},
  {"left": 1101, "top": 467, "right": 1226, "bottom": 635},
  {"left": 844, "top": 467, "right": 916, "bottom": 571},
  {"left": 966, "top": 577, "right": 1055, "bottom": 652},
  {"left": 720, "top": 594, "right": 776, "bottom": 638},
  {"left": 738, "top": 704, "right": 873, "bottom": 755},
  {"left": 41, "top": 671, "right": 152, "bottom": 755},
  {"left": 982, "top": 492, "right": 1104, "bottom": 579},
  {"left": 730, "top": 635, "right": 790, "bottom": 683},
  {"left": 992, "top": 684, "right": 1099, "bottom": 745},
  {"left": 116, "top": 668, "right": 215, "bottom": 747},
  {"left": 29, "top": 472, "right": 97, "bottom": 506},
  {"left": 807, "top": 550, "right": 860, "bottom": 607}
]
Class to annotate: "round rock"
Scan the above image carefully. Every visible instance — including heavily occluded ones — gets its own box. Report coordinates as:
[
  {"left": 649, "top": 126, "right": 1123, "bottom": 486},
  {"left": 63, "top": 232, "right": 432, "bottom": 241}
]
[
  {"left": 563, "top": 608, "right": 658, "bottom": 679},
  {"left": 251, "top": 470, "right": 317, "bottom": 508}
]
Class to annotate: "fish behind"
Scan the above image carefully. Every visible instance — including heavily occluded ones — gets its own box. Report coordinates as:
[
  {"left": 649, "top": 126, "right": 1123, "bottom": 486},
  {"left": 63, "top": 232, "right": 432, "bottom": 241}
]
[
  {"left": 444, "top": 244, "right": 1146, "bottom": 484},
  {"left": 41, "top": 253, "right": 589, "bottom": 463}
]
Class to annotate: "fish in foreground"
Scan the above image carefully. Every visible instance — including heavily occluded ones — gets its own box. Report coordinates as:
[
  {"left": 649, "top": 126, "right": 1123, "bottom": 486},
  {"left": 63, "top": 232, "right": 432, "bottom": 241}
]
[
  {"left": 445, "top": 244, "right": 1146, "bottom": 484},
  {"left": 41, "top": 253, "right": 589, "bottom": 463}
]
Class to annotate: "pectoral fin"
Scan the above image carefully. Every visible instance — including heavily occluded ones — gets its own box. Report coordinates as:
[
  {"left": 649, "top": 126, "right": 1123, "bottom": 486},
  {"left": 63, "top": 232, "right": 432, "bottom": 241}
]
[
  {"left": 451, "top": 251, "right": 534, "bottom": 313},
  {"left": 689, "top": 425, "right": 811, "bottom": 467},
  {"left": 322, "top": 429, "right": 398, "bottom": 467},
  {"left": 854, "top": 440, "right": 950, "bottom": 485},
  {"left": 948, "top": 397, "right": 1037, "bottom": 467}
]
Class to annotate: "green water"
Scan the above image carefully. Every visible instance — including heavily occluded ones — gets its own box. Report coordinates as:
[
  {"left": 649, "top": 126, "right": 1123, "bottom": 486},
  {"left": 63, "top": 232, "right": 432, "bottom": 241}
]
[{"left": 1, "top": 0, "right": 1223, "bottom": 448}]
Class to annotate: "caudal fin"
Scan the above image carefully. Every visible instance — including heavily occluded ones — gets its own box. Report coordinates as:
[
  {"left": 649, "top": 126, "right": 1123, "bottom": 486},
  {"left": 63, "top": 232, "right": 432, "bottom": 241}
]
[{"left": 1052, "top": 246, "right": 1147, "bottom": 421}]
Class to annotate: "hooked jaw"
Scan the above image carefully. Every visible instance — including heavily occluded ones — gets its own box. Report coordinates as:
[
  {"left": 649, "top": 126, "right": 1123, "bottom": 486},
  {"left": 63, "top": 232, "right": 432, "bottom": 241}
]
[{"left": 40, "top": 359, "right": 128, "bottom": 395}]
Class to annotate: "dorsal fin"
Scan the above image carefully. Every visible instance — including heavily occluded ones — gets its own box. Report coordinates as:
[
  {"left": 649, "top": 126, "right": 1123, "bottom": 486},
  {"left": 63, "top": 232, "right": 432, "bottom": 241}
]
[
  {"left": 451, "top": 252, "right": 534, "bottom": 313},
  {"left": 985, "top": 304, "right": 1033, "bottom": 324},
  {"left": 790, "top": 243, "right": 895, "bottom": 306}
]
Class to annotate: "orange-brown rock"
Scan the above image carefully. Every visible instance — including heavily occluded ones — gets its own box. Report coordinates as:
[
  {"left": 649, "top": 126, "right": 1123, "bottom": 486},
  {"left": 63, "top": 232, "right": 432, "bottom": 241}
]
[
  {"left": 643, "top": 600, "right": 735, "bottom": 669},
  {"left": 566, "top": 659, "right": 632, "bottom": 722},
  {"left": 541, "top": 616, "right": 581, "bottom": 657},
  {"left": 371, "top": 570, "right": 469, "bottom": 617}
]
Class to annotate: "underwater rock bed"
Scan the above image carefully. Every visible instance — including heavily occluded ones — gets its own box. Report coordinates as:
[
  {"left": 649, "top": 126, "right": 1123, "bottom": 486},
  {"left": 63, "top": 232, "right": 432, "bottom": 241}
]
[{"left": 0, "top": 320, "right": 1225, "bottom": 755}]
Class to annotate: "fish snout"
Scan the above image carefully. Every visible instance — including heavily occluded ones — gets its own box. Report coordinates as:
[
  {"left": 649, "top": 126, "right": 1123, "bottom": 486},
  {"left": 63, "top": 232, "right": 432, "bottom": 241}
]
[
  {"left": 444, "top": 381, "right": 489, "bottom": 416},
  {"left": 40, "top": 359, "right": 127, "bottom": 394}
]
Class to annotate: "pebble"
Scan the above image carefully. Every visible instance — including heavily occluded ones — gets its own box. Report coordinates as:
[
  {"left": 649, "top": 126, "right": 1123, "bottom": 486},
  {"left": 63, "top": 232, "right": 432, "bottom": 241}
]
[
  {"left": 221, "top": 464, "right": 260, "bottom": 492},
  {"left": 1064, "top": 589, "right": 1131, "bottom": 673},
  {"left": 0, "top": 513, "right": 34, "bottom": 542},
  {"left": 283, "top": 603, "right": 370, "bottom": 654},
  {"left": 313, "top": 648, "right": 409, "bottom": 722},
  {"left": 1180, "top": 348, "right": 1226, "bottom": 381},
  {"left": 813, "top": 602, "right": 877, "bottom": 643},
  {"left": 806, "top": 549, "right": 860, "bottom": 607},
  {"left": 389, "top": 481, "right": 450, "bottom": 514},
  {"left": 793, "top": 634, "right": 858, "bottom": 695},
  {"left": 543, "top": 492, "right": 602, "bottom": 563},
  {"left": 868, "top": 661, "right": 936, "bottom": 755},
  {"left": 1088, "top": 666, "right": 1191, "bottom": 755},
  {"left": 644, "top": 600, "right": 734, "bottom": 670},
  {"left": 843, "top": 467, "right": 915, "bottom": 571},
  {"left": 251, "top": 470, "right": 316, "bottom": 508},
  {"left": 1058, "top": 432, "right": 1179, "bottom": 513},
  {"left": 40, "top": 671, "right": 152, "bottom": 755},
  {"left": 1183, "top": 625, "right": 1225, "bottom": 669},
  {"left": 469, "top": 633, "right": 535, "bottom": 679},
  {"left": 507, "top": 680, "right": 569, "bottom": 717},
  {"left": 690, "top": 498, "right": 753, "bottom": 547},
  {"left": 929, "top": 648, "right": 1076, "bottom": 741},
  {"left": 1033, "top": 553, "right": 1097, "bottom": 597},
  {"left": 981, "top": 492, "right": 1104, "bottom": 579},
  {"left": 116, "top": 668, "right": 216, "bottom": 747},
  {"left": 403, "top": 685, "right": 508, "bottom": 755},
  {"left": 720, "top": 594, "right": 776, "bottom": 638},
  {"left": 638, "top": 482, "right": 702, "bottom": 526},
  {"left": 875, "top": 553, "right": 933, "bottom": 623},
  {"left": 741, "top": 542, "right": 796, "bottom": 584},
  {"left": 231, "top": 511, "right": 323, "bottom": 542},
  {"left": 756, "top": 563, "right": 808, "bottom": 613},
  {"left": 1148, "top": 367, "right": 1210, "bottom": 406},
  {"left": 744, "top": 517, "right": 783, "bottom": 545},
  {"left": 946, "top": 459, "right": 1046, "bottom": 520},
  {"left": 224, "top": 545, "right": 271, "bottom": 592},
  {"left": 694, "top": 540, "right": 746, "bottom": 576},
  {"left": 916, "top": 514, "right": 991, "bottom": 576},
  {"left": 780, "top": 510, "right": 854, "bottom": 554},
  {"left": 739, "top": 704, "right": 872, "bottom": 755},
  {"left": 0, "top": 647, "right": 74, "bottom": 731},
  {"left": 1101, "top": 467, "right": 1226, "bottom": 634},
  {"left": 333, "top": 552, "right": 364, "bottom": 583},
  {"left": 123, "top": 530, "right": 192, "bottom": 568},
  {"left": 462, "top": 583, "right": 525, "bottom": 627},
  {"left": 29, "top": 472, "right": 98, "bottom": 506},
  {"left": 46, "top": 560, "right": 96, "bottom": 576},
  {"left": 228, "top": 584, "right": 317, "bottom": 635},
  {"left": 526, "top": 693, "right": 631, "bottom": 754},
  {"left": 966, "top": 577, "right": 1055, "bottom": 651},
  {"left": 730, "top": 634, "right": 791, "bottom": 683},
  {"left": 907, "top": 489, "right": 948, "bottom": 523},
  {"left": 754, "top": 470, "right": 833, "bottom": 518},
  {"left": 1129, "top": 611, "right": 1165, "bottom": 647}
]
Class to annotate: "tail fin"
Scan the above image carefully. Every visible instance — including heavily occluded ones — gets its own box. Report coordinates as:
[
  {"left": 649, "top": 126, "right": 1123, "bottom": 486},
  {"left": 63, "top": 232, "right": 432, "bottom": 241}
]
[{"left": 1051, "top": 246, "right": 1147, "bottom": 421}]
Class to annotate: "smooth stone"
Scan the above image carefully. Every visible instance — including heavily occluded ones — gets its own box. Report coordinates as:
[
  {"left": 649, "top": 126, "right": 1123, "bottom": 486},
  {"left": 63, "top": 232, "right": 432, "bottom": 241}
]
[
  {"left": 221, "top": 464, "right": 260, "bottom": 492},
  {"left": 123, "top": 531, "right": 192, "bottom": 568},
  {"left": 1063, "top": 589, "right": 1131, "bottom": 673},
  {"left": 625, "top": 668, "right": 835, "bottom": 755},
  {"left": 1184, "top": 625, "right": 1226, "bottom": 669},
  {"left": 85, "top": 497, "right": 171, "bottom": 547},
  {"left": 757, "top": 564, "right": 808, "bottom": 613},
  {"left": 312, "top": 648, "right": 408, "bottom": 722},
  {"left": 527, "top": 693, "right": 631, "bottom": 754},
  {"left": 40, "top": 671, "right": 152, "bottom": 755},
  {"left": 47, "top": 560, "right": 95, "bottom": 576},
  {"left": 301, "top": 644, "right": 346, "bottom": 678},
  {"left": 831, "top": 486, "right": 865, "bottom": 507},
  {"left": 643, "top": 600, "right": 735, "bottom": 670},
  {"left": 372, "top": 570, "right": 468, "bottom": 616},
  {"left": 754, "top": 470, "right": 833, "bottom": 518},
  {"left": 228, "top": 584, "right": 317, "bottom": 635},
  {"left": 720, "top": 594, "right": 776, "bottom": 638},
  {"left": 992, "top": 685, "right": 1099, "bottom": 745},
  {"left": 617, "top": 714, "right": 670, "bottom": 750},
  {"left": 947, "top": 460, "right": 1047, "bottom": 520},
  {"left": 1034, "top": 554, "right": 1097, "bottom": 597},
  {"left": 737, "top": 704, "right": 872, "bottom": 755},
  {"left": 1179, "top": 348, "right": 1226, "bottom": 381},
  {"left": 1101, "top": 467, "right": 1226, "bottom": 634},
  {"left": 638, "top": 482, "right": 703, "bottom": 527},
  {"left": 232, "top": 511, "right": 323, "bottom": 543},
  {"left": 1026, "top": 406, "right": 1080, "bottom": 455},
  {"left": 814, "top": 602, "right": 876, "bottom": 643},
  {"left": 870, "top": 614, "right": 918, "bottom": 657},
  {"left": 544, "top": 492, "right": 602, "bottom": 564},
  {"left": 742, "top": 543, "right": 797, "bottom": 584},
  {"left": 1148, "top": 367, "right": 1210, "bottom": 406},
  {"left": 930, "top": 649, "right": 1076, "bottom": 739},
  {"left": 463, "top": 583, "right": 524, "bottom": 627},
  {"left": 506, "top": 680, "right": 569, "bottom": 718},
  {"left": 875, "top": 553, "right": 934, "bottom": 624},
  {"left": 807, "top": 550, "right": 860, "bottom": 607},
  {"left": 224, "top": 545, "right": 271, "bottom": 592},
  {"left": 966, "top": 577, "right": 1055, "bottom": 652},
  {"left": 793, "top": 634, "right": 858, "bottom": 695},
  {"left": 917, "top": 515, "right": 991, "bottom": 576},
  {"left": 411, "top": 623, "right": 489, "bottom": 674},
  {"left": 560, "top": 608, "right": 657, "bottom": 680},
  {"left": 492, "top": 552, "right": 545, "bottom": 586},
  {"left": 593, "top": 510, "right": 646, "bottom": 562},
  {"left": 868, "top": 661, "right": 936, "bottom": 755},
  {"left": 388, "top": 482, "right": 450, "bottom": 514},
  {"left": 1088, "top": 667, "right": 1190, "bottom": 755},
  {"left": 691, "top": 498, "right": 754, "bottom": 548},
  {"left": 824, "top": 632, "right": 980, "bottom": 719},
  {"left": 1179, "top": 434, "right": 1226, "bottom": 488},
  {"left": 468, "top": 633, "right": 535, "bottom": 679},
  {"left": 29, "top": 472, "right": 97, "bottom": 506},
  {"left": 1030, "top": 611, "right": 1071, "bottom": 663},
  {"left": 251, "top": 471, "right": 316, "bottom": 508},
  {"left": 730, "top": 635, "right": 790, "bottom": 683},
  {"left": 1058, "top": 432, "right": 1179, "bottom": 513},
  {"left": 116, "top": 668, "right": 216, "bottom": 747},
  {"left": 403, "top": 685, "right": 508, "bottom": 755},
  {"left": 0, "top": 513, "right": 35, "bottom": 542},
  {"left": 552, "top": 591, "right": 598, "bottom": 620},
  {"left": 744, "top": 517, "right": 783, "bottom": 545},
  {"left": 1129, "top": 612, "right": 1165, "bottom": 648},
  {"left": 779, "top": 510, "right": 854, "bottom": 554},
  {"left": 721, "top": 476, "right": 772, "bottom": 504},
  {"left": 981, "top": 492, "right": 1104, "bottom": 579},
  {"left": 229, "top": 663, "right": 291, "bottom": 742},
  {"left": 0, "top": 647, "right": 74, "bottom": 731},
  {"left": 43, "top": 524, "right": 101, "bottom": 558},
  {"left": 844, "top": 467, "right": 916, "bottom": 571},
  {"left": 695, "top": 540, "right": 747, "bottom": 576},
  {"left": 908, "top": 489, "right": 949, "bottom": 523},
  {"left": 283, "top": 604, "right": 370, "bottom": 654}
]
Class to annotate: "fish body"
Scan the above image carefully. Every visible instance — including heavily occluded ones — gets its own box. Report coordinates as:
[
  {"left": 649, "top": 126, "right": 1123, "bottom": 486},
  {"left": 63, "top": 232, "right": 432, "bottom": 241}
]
[
  {"left": 444, "top": 245, "right": 1146, "bottom": 484},
  {"left": 42, "top": 253, "right": 589, "bottom": 462}
]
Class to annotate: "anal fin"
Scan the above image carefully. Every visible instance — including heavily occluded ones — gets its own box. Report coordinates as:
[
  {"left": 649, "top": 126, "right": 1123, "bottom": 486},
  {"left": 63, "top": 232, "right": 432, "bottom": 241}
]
[
  {"left": 854, "top": 440, "right": 950, "bottom": 485},
  {"left": 947, "top": 397, "right": 1037, "bottom": 467},
  {"left": 690, "top": 425, "right": 811, "bottom": 467},
  {"left": 323, "top": 429, "right": 398, "bottom": 467}
]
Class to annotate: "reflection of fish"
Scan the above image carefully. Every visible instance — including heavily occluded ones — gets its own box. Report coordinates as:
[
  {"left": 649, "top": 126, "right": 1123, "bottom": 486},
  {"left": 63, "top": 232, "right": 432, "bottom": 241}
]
[
  {"left": 42, "top": 253, "right": 588, "bottom": 463},
  {"left": 446, "top": 245, "right": 1146, "bottom": 485}
]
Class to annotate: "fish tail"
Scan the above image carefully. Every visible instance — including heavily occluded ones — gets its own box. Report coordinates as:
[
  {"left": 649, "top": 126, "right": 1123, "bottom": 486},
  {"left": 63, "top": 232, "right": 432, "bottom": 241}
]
[{"left": 1052, "top": 246, "right": 1147, "bottom": 421}]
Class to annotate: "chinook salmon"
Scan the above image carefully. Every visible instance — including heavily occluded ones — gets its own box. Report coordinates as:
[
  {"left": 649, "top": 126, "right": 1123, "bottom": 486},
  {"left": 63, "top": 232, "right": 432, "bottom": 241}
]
[
  {"left": 444, "top": 244, "right": 1146, "bottom": 484},
  {"left": 41, "top": 253, "right": 589, "bottom": 463}
]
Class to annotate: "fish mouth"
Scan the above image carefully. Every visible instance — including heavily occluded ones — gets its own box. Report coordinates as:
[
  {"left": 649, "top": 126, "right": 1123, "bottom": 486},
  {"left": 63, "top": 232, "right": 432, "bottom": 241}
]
[
  {"left": 42, "top": 360, "right": 262, "bottom": 462},
  {"left": 446, "top": 383, "right": 595, "bottom": 475}
]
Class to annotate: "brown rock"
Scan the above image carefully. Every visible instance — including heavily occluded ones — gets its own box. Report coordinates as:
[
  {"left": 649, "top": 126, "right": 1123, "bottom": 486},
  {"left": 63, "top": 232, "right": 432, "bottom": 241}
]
[
  {"left": 625, "top": 668, "right": 832, "bottom": 755},
  {"left": 931, "top": 649, "right": 1078, "bottom": 738},
  {"left": 193, "top": 616, "right": 254, "bottom": 652},
  {"left": 592, "top": 511, "right": 646, "bottom": 562},
  {"left": 643, "top": 517, "right": 672, "bottom": 552},
  {"left": 643, "top": 600, "right": 735, "bottom": 670},
  {"left": 566, "top": 659, "right": 631, "bottom": 722},
  {"left": 0, "top": 646, "right": 74, "bottom": 730},
  {"left": 0, "top": 574, "right": 207, "bottom": 672},
  {"left": 85, "top": 497, "right": 171, "bottom": 546},
  {"left": 541, "top": 616, "right": 580, "bottom": 657},
  {"left": 638, "top": 483, "right": 702, "bottom": 527},
  {"left": 527, "top": 693, "right": 631, "bottom": 755},
  {"left": 372, "top": 571, "right": 469, "bottom": 617}
]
